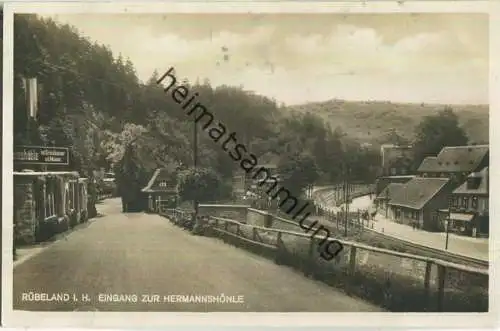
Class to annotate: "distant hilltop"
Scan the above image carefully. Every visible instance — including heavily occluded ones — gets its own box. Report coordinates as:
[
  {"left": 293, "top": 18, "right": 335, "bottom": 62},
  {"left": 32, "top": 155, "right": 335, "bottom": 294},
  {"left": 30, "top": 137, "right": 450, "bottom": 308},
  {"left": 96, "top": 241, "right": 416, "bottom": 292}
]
[{"left": 286, "top": 99, "right": 489, "bottom": 145}]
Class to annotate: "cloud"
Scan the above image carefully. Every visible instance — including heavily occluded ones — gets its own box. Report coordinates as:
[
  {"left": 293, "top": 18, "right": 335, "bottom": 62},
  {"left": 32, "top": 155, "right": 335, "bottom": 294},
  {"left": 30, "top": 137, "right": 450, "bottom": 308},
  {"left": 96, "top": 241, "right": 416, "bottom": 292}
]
[{"left": 48, "top": 14, "right": 488, "bottom": 105}]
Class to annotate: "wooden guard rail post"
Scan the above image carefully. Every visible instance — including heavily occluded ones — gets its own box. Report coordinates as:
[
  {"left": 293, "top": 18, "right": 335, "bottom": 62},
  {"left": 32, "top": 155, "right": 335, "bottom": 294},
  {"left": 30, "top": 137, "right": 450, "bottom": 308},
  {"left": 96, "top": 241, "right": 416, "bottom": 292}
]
[
  {"left": 274, "top": 231, "right": 283, "bottom": 265},
  {"left": 349, "top": 245, "right": 357, "bottom": 275},
  {"left": 424, "top": 260, "right": 433, "bottom": 311},
  {"left": 436, "top": 264, "right": 447, "bottom": 312}
]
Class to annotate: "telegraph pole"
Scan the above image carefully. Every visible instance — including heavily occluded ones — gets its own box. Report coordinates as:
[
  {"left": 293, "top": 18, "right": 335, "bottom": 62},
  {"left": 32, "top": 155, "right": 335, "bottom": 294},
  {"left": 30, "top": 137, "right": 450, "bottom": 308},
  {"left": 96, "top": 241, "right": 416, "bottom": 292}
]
[{"left": 343, "top": 162, "right": 349, "bottom": 237}]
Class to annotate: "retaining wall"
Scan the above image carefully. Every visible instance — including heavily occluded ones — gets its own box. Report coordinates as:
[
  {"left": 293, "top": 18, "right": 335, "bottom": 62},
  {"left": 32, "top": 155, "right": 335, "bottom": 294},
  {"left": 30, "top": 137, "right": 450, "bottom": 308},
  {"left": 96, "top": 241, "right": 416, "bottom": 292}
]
[{"left": 165, "top": 203, "right": 488, "bottom": 312}]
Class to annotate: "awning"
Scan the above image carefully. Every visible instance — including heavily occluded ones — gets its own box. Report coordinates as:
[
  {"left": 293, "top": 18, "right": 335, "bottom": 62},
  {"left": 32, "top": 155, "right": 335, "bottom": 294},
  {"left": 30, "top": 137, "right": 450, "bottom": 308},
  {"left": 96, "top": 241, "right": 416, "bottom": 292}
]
[{"left": 449, "top": 213, "right": 474, "bottom": 222}]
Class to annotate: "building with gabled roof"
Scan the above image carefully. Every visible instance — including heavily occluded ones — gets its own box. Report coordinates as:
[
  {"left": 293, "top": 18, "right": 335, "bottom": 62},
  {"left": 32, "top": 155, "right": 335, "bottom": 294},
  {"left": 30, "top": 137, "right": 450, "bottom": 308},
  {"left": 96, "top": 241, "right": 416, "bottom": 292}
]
[
  {"left": 375, "top": 177, "right": 453, "bottom": 231},
  {"left": 417, "top": 145, "right": 489, "bottom": 186},
  {"left": 380, "top": 144, "right": 413, "bottom": 176},
  {"left": 142, "top": 167, "right": 178, "bottom": 213},
  {"left": 439, "top": 167, "right": 489, "bottom": 237},
  {"left": 374, "top": 175, "right": 415, "bottom": 195}
]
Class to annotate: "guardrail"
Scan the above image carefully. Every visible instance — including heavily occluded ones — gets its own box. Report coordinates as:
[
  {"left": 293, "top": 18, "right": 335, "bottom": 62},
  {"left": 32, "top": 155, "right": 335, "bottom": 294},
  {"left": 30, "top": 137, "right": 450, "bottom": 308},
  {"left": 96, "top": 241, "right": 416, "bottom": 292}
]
[
  {"left": 313, "top": 204, "right": 488, "bottom": 270},
  {"left": 159, "top": 206, "right": 488, "bottom": 312}
]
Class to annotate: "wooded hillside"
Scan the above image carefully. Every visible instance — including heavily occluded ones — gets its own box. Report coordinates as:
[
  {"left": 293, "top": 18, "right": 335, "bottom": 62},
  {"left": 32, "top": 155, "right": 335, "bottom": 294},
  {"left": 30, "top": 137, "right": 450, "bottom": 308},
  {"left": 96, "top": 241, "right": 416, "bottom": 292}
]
[
  {"left": 13, "top": 14, "right": 486, "bottom": 203},
  {"left": 288, "top": 99, "right": 488, "bottom": 145}
]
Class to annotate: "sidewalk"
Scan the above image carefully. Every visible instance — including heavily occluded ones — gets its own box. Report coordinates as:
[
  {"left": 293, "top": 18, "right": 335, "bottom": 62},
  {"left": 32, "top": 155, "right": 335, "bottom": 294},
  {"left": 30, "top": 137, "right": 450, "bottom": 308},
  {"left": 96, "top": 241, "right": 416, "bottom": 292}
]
[{"left": 314, "top": 191, "right": 489, "bottom": 261}]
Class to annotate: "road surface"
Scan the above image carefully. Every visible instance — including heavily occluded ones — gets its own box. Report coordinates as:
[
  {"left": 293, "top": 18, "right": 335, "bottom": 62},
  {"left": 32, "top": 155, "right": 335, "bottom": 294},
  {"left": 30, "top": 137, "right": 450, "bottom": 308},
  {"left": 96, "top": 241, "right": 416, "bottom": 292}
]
[
  {"left": 13, "top": 198, "right": 383, "bottom": 312},
  {"left": 314, "top": 190, "right": 488, "bottom": 261}
]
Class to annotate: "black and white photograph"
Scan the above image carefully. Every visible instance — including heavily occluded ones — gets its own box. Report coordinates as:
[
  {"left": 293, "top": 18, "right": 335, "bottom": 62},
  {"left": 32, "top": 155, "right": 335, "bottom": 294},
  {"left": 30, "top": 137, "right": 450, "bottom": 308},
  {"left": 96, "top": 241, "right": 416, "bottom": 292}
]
[{"left": 1, "top": 1, "right": 496, "bottom": 328}]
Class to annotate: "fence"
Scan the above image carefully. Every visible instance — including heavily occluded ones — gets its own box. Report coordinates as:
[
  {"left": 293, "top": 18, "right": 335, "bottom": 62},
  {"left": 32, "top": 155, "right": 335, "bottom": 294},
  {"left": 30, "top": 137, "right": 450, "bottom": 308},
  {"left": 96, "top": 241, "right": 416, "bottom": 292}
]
[
  {"left": 312, "top": 201, "right": 488, "bottom": 269},
  {"left": 158, "top": 203, "right": 488, "bottom": 312},
  {"left": 313, "top": 184, "right": 375, "bottom": 207}
]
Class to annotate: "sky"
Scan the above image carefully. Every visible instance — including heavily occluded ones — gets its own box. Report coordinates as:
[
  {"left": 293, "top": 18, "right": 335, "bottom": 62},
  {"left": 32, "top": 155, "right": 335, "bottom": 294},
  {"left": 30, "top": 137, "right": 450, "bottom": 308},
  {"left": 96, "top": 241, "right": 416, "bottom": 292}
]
[{"left": 46, "top": 13, "right": 489, "bottom": 106}]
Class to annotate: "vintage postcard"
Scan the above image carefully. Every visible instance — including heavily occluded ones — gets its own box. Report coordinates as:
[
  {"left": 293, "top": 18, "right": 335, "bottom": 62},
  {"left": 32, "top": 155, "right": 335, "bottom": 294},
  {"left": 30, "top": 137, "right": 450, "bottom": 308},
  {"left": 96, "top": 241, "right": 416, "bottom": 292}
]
[{"left": 1, "top": 0, "right": 498, "bottom": 328}]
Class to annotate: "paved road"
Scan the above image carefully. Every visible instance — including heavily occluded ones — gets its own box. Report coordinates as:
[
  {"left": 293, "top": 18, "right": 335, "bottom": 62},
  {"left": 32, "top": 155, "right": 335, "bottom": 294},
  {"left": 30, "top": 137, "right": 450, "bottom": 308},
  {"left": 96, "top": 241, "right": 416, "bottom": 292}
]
[
  {"left": 13, "top": 198, "right": 383, "bottom": 312},
  {"left": 315, "top": 190, "right": 488, "bottom": 261}
]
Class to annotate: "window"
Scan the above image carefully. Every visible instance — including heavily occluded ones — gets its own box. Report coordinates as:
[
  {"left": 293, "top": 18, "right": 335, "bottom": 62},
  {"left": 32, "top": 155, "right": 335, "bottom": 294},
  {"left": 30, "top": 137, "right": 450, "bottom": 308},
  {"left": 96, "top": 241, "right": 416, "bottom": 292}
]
[
  {"left": 462, "top": 197, "right": 469, "bottom": 208},
  {"left": 471, "top": 196, "right": 478, "bottom": 209},
  {"left": 415, "top": 211, "right": 420, "bottom": 220}
]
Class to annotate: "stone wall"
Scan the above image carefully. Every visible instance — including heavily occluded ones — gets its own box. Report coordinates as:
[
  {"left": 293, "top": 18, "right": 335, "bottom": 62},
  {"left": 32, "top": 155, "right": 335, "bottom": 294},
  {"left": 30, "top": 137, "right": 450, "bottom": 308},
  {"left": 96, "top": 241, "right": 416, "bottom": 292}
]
[{"left": 14, "top": 177, "right": 36, "bottom": 244}]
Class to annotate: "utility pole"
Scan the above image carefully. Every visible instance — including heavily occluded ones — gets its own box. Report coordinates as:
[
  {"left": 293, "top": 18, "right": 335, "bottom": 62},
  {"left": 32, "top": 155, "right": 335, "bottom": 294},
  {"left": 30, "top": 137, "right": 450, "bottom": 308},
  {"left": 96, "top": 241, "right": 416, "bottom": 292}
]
[
  {"left": 385, "top": 186, "right": 389, "bottom": 218},
  {"left": 343, "top": 162, "right": 349, "bottom": 237},
  {"left": 445, "top": 210, "right": 450, "bottom": 250}
]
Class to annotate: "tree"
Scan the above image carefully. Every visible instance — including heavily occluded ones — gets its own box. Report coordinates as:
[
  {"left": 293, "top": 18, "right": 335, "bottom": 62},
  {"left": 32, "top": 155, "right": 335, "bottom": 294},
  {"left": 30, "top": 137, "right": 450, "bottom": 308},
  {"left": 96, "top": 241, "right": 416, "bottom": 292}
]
[
  {"left": 115, "top": 142, "right": 149, "bottom": 212},
  {"left": 383, "top": 128, "right": 410, "bottom": 146},
  {"left": 176, "top": 167, "right": 229, "bottom": 204},
  {"left": 278, "top": 152, "right": 320, "bottom": 197},
  {"left": 412, "top": 107, "right": 469, "bottom": 168}
]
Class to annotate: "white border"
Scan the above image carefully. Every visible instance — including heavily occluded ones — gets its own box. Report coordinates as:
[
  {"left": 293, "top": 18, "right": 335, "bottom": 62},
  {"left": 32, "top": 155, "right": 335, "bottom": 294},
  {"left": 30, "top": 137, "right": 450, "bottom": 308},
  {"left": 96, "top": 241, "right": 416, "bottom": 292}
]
[{"left": 2, "top": 1, "right": 498, "bottom": 328}]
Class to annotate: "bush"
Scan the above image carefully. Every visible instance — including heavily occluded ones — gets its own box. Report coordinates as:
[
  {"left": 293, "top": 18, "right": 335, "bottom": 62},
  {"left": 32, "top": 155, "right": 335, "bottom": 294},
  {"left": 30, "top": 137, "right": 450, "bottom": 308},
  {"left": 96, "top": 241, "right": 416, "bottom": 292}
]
[{"left": 177, "top": 167, "right": 230, "bottom": 203}]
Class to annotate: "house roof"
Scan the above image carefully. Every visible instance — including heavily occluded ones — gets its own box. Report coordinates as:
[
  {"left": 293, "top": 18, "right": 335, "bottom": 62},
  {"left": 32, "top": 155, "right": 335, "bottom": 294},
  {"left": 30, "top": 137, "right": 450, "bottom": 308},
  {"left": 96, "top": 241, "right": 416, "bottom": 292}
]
[
  {"left": 382, "top": 177, "right": 450, "bottom": 210},
  {"left": 453, "top": 167, "right": 489, "bottom": 195},
  {"left": 376, "top": 183, "right": 405, "bottom": 200},
  {"left": 417, "top": 145, "right": 489, "bottom": 173},
  {"left": 141, "top": 167, "right": 177, "bottom": 193},
  {"left": 417, "top": 157, "right": 438, "bottom": 172}
]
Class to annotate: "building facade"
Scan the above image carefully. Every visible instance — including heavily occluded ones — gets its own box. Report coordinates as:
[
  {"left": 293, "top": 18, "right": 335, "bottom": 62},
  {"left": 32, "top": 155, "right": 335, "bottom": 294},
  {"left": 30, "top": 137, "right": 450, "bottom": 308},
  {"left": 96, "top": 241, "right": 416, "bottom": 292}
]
[
  {"left": 142, "top": 168, "right": 178, "bottom": 213},
  {"left": 417, "top": 145, "right": 489, "bottom": 187},
  {"left": 439, "top": 167, "right": 489, "bottom": 237},
  {"left": 376, "top": 144, "right": 489, "bottom": 235},
  {"left": 380, "top": 144, "right": 413, "bottom": 176},
  {"left": 375, "top": 177, "right": 453, "bottom": 231}
]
